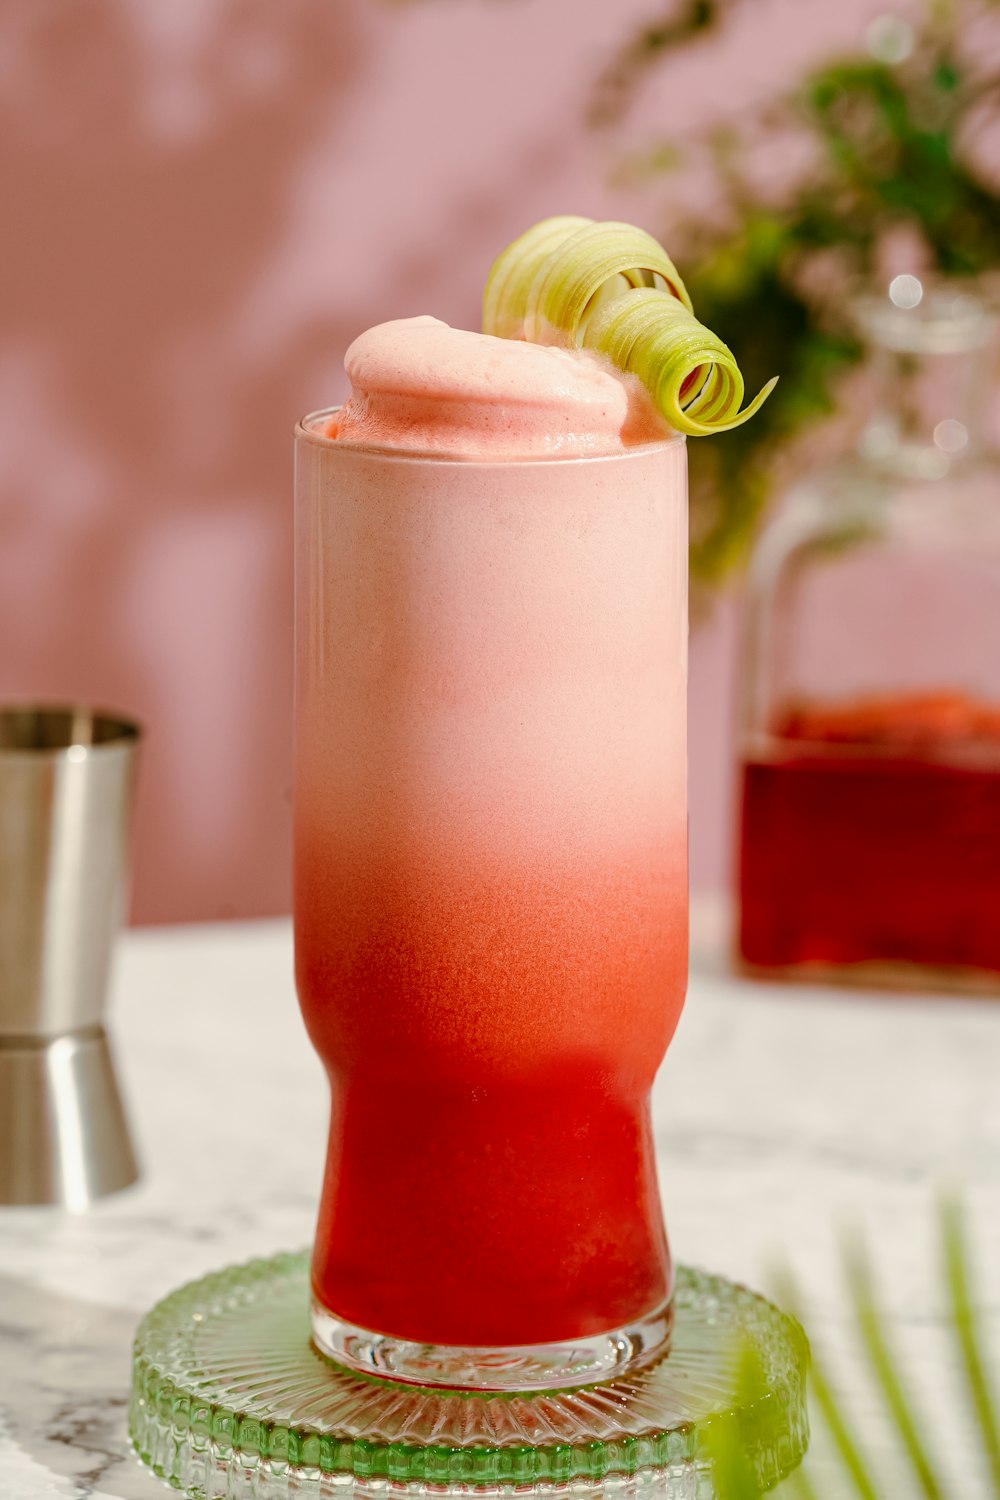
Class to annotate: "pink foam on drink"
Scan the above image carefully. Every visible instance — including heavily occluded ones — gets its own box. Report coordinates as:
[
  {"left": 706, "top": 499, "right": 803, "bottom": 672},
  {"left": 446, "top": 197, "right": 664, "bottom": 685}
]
[{"left": 328, "top": 316, "right": 670, "bottom": 457}]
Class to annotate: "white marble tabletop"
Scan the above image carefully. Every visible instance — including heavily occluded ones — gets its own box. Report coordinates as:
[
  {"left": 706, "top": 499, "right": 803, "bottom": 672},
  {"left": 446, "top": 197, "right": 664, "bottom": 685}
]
[{"left": 2, "top": 903, "right": 999, "bottom": 1498}]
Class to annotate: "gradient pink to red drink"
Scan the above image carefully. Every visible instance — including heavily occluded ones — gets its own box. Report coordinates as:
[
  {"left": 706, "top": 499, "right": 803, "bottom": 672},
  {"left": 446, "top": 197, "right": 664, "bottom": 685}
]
[{"left": 294, "top": 420, "right": 688, "bottom": 1349}]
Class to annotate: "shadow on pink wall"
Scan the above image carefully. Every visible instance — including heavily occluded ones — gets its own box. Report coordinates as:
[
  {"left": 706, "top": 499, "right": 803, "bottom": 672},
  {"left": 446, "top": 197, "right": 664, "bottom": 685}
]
[
  {"left": 0, "top": 3, "right": 380, "bottom": 920},
  {"left": 0, "top": 0, "right": 886, "bottom": 922},
  {"left": 0, "top": 0, "right": 636, "bottom": 923}
]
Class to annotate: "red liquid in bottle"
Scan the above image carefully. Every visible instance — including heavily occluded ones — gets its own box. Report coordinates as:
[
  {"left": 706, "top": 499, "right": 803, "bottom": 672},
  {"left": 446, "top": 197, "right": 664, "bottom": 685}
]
[{"left": 739, "top": 693, "right": 1000, "bottom": 979}]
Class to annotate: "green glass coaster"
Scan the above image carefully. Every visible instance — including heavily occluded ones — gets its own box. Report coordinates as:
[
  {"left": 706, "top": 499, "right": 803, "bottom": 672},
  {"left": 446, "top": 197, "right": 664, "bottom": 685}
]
[{"left": 129, "top": 1251, "right": 808, "bottom": 1498}]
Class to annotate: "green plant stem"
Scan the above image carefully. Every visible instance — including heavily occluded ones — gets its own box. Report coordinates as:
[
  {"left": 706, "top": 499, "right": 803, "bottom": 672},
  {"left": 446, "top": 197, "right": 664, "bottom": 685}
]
[
  {"left": 845, "top": 1237, "right": 945, "bottom": 1500},
  {"left": 805, "top": 1351, "right": 882, "bottom": 1500},
  {"left": 776, "top": 1274, "right": 882, "bottom": 1500},
  {"left": 943, "top": 1196, "right": 1000, "bottom": 1496}
]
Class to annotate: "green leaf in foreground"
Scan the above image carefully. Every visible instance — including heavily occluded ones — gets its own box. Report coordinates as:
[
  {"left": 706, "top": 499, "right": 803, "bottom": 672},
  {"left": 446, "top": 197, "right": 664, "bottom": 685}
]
[
  {"left": 709, "top": 1200, "right": 1000, "bottom": 1498},
  {"left": 844, "top": 1235, "right": 945, "bottom": 1500},
  {"left": 776, "top": 1270, "right": 881, "bottom": 1500},
  {"left": 943, "top": 1197, "right": 1000, "bottom": 1497}
]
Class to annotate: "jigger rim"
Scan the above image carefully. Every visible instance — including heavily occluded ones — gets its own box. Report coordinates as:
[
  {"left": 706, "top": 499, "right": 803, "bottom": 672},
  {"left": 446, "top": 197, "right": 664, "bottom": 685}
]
[{"left": 0, "top": 703, "right": 142, "bottom": 758}]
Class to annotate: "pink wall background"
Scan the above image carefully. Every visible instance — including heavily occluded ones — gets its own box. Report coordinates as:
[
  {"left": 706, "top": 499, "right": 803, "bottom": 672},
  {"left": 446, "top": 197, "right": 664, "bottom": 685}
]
[{"left": 0, "top": 0, "right": 891, "bottom": 923}]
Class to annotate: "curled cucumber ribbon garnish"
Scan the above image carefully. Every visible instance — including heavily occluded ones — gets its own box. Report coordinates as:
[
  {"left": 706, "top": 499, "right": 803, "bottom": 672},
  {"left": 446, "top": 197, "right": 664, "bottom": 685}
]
[{"left": 483, "top": 217, "right": 776, "bottom": 436}]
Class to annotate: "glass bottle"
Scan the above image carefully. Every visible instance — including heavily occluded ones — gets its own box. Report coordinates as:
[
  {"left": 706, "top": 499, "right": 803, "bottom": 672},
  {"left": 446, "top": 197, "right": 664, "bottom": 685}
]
[{"left": 736, "top": 277, "right": 1000, "bottom": 990}]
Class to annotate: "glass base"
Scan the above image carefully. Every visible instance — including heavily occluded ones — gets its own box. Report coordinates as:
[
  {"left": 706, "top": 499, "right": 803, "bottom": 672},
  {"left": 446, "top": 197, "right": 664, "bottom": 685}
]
[
  {"left": 129, "top": 1251, "right": 809, "bottom": 1499},
  {"left": 310, "top": 1295, "right": 674, "bottom": 1392}
]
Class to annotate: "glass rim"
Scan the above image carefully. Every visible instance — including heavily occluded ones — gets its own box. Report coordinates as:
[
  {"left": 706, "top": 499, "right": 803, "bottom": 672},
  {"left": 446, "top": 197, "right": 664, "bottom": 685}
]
[
  {"left": 0, "top": 704, "right": 142, "bottom": 756},
  {"left": 295, "top": 407, "right": 685, "bottom": 467}
]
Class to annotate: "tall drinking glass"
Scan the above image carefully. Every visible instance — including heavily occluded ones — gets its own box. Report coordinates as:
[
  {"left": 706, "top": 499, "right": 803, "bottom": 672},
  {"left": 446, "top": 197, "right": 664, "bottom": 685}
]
[{"left": 294, "top": 413, "right": 688, "bottom": 1391}]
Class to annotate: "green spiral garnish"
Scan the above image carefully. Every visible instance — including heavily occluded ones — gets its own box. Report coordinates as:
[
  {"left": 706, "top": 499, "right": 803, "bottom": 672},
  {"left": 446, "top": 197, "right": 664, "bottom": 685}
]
[
  {"left": 481, "top": 216, "right": 593, "bottom": 341},
  {"left": 482, "top": 217, "right": 776, "bottom": 436}
]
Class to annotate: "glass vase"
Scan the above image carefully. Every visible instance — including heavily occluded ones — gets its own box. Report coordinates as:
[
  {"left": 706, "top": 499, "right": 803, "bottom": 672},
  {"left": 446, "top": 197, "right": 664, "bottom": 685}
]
[{"left": 737, "top": 278, "right": 1000, "bottom": 990}]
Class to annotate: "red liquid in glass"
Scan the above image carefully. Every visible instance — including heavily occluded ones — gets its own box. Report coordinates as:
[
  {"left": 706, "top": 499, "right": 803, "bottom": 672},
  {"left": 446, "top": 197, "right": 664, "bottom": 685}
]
[
  {"left": 294, "top": 438, "right": 688, "bottom": 1349},
  {"left": 296, "top": 855, "right": 685, "bottom": 1347},
  {"left": 739, "top": 693, "right": 1000, "bottom": 975}
]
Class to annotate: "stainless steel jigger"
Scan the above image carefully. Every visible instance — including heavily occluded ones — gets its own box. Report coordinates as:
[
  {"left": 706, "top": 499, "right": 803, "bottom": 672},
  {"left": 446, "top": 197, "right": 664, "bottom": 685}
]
[{"left": 0, "top": 705, "right": 141, "bottom": 1207}]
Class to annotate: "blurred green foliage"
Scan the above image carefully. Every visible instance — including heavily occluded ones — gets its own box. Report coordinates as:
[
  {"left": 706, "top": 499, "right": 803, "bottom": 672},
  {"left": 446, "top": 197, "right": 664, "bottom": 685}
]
[
  {"left": 709, "top": 1200, "right": 1000, "bottom": 1498},
  {"left": 593, "top": 0, "right": 1000, "bottom": 584}
]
